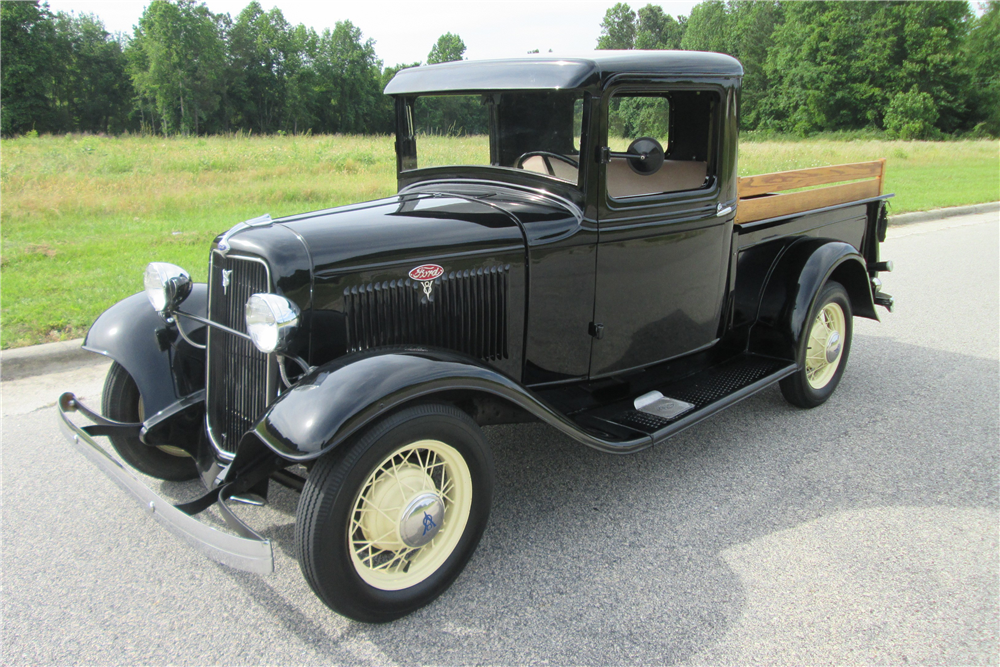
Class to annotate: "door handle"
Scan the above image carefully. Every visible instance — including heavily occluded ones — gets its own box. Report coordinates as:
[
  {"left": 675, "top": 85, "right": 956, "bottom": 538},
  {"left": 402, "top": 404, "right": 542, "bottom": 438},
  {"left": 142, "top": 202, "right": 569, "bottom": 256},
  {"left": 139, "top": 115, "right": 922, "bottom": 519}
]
[{"left": 716, "top": 201, "right": 735, "bottom": 217}]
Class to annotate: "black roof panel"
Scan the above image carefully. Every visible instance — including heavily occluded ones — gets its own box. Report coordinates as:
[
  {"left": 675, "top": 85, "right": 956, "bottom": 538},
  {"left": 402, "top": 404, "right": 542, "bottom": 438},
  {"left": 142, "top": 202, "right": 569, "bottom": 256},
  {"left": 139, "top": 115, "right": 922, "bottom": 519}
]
[{"left": 384, "top": 51, "right": 743, "bottom": 95}]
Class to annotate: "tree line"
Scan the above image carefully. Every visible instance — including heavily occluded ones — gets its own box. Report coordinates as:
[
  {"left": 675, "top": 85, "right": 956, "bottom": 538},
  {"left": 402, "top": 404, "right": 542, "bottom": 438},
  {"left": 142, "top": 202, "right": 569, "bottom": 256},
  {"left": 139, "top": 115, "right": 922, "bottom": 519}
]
[
  {"left": 2, "top": 0, "right": 997, "bottom": 138},
  {"left": 598, "top": 0, "right": 998, "bottom": 138},
  {"left": 0, "top": 0, "right": 465, "bottom": 137}
]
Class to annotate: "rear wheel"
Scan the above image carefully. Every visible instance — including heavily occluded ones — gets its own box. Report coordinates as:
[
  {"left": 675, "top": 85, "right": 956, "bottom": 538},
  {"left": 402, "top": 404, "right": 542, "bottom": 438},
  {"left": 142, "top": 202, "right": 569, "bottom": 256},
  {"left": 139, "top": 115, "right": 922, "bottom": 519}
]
[
  {"left": 101, "top": 362, "right": 198, "bottom": 481},
  {"left": 780, "top": 280, "right": 853, "bottom": 408},
  {"left": 295, "top": 404, "right": 494, "bottom": 623}
]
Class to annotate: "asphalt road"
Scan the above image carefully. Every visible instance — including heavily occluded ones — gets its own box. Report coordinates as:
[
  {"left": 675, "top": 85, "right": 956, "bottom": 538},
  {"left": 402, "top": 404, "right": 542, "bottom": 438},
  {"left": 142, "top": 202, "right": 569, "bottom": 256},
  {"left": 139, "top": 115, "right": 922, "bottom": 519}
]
[{"left": 2, "top": 212, "right": 998, "bottom": 665}]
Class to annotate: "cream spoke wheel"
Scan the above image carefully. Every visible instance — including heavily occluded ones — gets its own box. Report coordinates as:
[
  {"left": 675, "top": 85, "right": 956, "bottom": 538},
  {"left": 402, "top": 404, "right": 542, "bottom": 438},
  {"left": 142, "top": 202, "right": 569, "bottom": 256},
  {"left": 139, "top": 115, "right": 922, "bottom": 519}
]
[
  {"left": 295, "top": 404, "right": 493, "bottom": 622},
  {"left": 805, "top": 301, "right": 846, "bottom": 390},
  {"left": 348, "top": 439, "right": 474, "bottom": 591}
]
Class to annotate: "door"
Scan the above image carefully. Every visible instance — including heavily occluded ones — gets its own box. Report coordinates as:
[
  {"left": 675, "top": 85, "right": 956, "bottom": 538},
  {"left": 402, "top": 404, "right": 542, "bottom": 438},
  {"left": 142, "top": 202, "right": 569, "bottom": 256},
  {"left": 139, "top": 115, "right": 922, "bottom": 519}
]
[{"left": 590, "top": 85, "right": 732, "bottom": 377}]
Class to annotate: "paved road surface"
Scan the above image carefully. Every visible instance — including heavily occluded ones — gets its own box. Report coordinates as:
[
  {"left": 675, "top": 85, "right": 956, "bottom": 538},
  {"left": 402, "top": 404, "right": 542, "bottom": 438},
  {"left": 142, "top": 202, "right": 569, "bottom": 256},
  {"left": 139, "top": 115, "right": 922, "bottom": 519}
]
[{"left": 2, "top": 212, "right": 997, "bottom": 665}]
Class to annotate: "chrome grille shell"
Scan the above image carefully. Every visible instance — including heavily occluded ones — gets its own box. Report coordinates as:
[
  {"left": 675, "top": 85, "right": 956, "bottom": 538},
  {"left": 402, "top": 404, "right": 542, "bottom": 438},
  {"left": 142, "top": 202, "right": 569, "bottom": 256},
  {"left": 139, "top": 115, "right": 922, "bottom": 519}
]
[{"left": 206, "top": 251, "right": 275, "bottom": 457}]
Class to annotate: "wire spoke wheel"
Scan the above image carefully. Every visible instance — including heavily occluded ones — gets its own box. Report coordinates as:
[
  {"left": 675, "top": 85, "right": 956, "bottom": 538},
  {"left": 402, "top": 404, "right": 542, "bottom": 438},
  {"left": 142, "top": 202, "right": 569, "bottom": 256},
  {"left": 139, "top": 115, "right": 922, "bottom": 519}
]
[
  {"left": 348, "top": 439, "right": 473, "bottom": 590},
  {"left": 804, "top": 302, "right": 847, "bottom": 389},
  {"left": 780, "top": 280, "right": 853, "bottom": 409},
  {"left": 295, "top": 404, "right": 493, "bottom": 623}
]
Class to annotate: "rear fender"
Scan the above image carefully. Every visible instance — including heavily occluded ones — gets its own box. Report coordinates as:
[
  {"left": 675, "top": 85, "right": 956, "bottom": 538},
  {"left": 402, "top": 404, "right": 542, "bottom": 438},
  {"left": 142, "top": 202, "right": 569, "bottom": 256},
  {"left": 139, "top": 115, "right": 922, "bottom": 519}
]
[
  {"left": 83, "top": 286, "right": 208, "bottom": 416},
  {"left": 248, "top": 347, "right": 648, "bottom": 461},
  {"left": 749, "top": 239, "right": 877, "bottom": 359}
]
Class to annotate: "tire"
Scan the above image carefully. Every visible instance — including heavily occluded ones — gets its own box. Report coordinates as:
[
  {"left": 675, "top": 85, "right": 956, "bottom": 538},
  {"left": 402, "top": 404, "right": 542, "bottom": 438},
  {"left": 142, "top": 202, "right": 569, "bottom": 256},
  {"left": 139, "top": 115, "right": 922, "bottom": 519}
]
[
  {"left": 295, "top": 403, "right": 494, "bottom": 623},
  {"left": 780, "top": 280, "right": 853, "bottom": 409},
  {"left": 101, "top": 362, "right": 198, "bottom": 481}
]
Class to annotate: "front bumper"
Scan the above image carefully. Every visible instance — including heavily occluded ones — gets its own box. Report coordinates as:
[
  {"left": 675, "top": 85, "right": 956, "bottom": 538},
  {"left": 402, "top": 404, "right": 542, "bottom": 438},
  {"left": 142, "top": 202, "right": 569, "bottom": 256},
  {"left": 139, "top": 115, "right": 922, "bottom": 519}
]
[{"left": 57, "top": 392, "right": 274, "bottom": 575}]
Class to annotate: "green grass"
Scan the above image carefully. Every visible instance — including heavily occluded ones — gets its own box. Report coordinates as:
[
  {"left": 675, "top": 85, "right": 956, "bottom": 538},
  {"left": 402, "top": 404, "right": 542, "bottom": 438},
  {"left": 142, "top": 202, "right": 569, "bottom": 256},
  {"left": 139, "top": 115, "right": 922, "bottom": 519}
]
[{"left": 2, "top": 133, "right": 997, "bottom": 348}]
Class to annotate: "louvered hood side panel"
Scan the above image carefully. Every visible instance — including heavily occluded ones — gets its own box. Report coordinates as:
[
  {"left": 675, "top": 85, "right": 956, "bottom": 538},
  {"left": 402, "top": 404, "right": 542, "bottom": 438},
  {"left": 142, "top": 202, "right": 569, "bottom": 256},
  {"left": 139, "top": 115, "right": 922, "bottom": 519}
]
[{"left": 345, "top": 265, "right": 511, "bottom": 363}]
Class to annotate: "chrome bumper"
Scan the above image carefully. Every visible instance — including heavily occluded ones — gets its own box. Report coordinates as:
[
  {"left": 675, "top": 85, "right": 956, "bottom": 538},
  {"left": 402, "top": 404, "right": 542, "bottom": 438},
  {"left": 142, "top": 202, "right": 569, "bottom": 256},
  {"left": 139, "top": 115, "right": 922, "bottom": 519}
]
[{"left": 57, "top": 392, "right": 274, "bottom": 575}]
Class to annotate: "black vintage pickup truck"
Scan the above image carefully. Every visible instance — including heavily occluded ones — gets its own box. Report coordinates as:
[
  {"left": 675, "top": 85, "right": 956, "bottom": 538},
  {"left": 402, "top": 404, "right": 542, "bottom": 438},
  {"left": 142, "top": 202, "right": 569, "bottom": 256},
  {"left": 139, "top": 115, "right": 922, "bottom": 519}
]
[{"left": 60, "top": 51, "right": 894, "bottom": 622}]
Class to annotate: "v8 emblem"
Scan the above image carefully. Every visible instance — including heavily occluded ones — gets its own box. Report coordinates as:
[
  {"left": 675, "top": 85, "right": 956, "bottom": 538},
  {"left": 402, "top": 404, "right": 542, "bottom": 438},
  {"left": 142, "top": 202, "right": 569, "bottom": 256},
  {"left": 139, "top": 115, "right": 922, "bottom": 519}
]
[{"left": 221, "top": 269, "right": 233, "bottom": 294}]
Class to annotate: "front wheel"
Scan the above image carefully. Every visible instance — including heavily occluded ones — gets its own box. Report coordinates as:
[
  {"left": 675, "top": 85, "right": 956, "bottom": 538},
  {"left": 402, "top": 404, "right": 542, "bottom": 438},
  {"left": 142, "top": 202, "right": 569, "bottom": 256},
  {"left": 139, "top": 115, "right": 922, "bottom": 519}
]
[
  {"left": 295, "top": 404, "right": 494, "bottom": 623},
  {"left": 101, "top": 362, "right": 198, "bottom": 481},
  {"left": 780, "top": 280, "right": 853, "bottom": 408}
]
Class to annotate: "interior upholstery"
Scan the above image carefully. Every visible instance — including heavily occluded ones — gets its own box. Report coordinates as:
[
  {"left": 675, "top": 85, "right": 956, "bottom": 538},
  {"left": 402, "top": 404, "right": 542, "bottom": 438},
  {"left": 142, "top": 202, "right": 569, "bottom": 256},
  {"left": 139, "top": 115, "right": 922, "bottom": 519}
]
[
  {"left": 521, "top": 155, "right": 578, "bottom": 183},
  {"left": 607, "top": 159, "right": 708, "bottom": 198},
  {"left": 520, "top": 155, "right": 708, "bottom": 196}
]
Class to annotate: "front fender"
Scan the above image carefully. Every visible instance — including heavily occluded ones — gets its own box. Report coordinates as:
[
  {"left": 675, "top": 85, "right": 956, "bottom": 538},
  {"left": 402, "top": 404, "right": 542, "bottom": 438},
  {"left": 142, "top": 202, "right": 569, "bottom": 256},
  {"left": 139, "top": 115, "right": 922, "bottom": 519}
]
[
  {"left": 83, "top": 286, "right": 207, "bottom": 416},
  {"left": 750, "top": 239, "right": 877, "bottom": 358},
  {"left": 250, "top": 348, "right": 653, "bottom": 461}
]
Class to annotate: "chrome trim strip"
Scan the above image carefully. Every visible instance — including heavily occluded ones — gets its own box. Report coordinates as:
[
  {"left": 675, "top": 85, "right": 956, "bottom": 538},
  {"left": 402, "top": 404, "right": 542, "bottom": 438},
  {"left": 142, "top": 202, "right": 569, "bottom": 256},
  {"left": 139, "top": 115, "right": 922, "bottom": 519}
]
[
  {"left": 58, "top": 393, "right": 274, "bottom": 575},
  {"left": 205, "top": 251, "right": 276, "bottom": 460}
]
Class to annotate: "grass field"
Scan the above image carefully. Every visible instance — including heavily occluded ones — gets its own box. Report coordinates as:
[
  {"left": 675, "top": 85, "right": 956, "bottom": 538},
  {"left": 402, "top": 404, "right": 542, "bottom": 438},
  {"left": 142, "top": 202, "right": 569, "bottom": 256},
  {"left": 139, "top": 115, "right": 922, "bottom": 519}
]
[{"left": 2, "top": 134, "right": 997, "bottom": 348}]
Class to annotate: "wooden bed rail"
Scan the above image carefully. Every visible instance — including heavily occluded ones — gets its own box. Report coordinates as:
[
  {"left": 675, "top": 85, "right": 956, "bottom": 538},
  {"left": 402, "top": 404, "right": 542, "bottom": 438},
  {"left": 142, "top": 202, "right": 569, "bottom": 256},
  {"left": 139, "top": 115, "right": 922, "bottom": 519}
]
[{"left": 736, "top": 159, "right": 886, "bottom": 224}]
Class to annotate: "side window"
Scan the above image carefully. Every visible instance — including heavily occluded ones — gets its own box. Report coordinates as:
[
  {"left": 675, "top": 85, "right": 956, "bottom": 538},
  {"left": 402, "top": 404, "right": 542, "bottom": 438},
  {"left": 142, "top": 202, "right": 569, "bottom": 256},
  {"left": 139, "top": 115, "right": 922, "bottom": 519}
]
[{"left": 606, "top": 90, "right": 716, "bottom": 199}]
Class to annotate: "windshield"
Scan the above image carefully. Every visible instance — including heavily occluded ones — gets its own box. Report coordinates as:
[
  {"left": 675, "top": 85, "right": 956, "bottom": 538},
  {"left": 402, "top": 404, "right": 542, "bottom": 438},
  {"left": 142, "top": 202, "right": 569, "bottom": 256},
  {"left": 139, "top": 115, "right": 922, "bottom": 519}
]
[{"left": 399, "top": 91, "right": 586, "bottom": 186}]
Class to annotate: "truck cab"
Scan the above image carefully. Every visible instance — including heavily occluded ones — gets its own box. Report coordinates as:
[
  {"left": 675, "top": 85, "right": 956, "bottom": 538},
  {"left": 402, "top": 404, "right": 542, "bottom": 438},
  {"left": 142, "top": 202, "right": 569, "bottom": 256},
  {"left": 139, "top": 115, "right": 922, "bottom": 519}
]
[{"left": 60, "top": 51, "right": 894, "bottom": 623}]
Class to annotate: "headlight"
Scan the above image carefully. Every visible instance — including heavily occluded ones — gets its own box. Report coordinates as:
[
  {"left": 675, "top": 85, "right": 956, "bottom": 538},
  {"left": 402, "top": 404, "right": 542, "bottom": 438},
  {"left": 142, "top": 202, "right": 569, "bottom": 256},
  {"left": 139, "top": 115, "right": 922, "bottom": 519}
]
[
  {"left": 144, "top": 262, "right": 192, "bottom": 313},
  {"left": 245, "top": 293, "right": 300, "bottom": 353}
]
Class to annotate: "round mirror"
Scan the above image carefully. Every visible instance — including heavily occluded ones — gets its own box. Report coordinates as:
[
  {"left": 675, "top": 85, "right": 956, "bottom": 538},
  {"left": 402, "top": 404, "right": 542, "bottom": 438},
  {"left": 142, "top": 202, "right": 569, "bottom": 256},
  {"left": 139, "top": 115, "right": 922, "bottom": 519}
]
[{"left": 626, "top": 137, "right": 665, "bottom": 175}]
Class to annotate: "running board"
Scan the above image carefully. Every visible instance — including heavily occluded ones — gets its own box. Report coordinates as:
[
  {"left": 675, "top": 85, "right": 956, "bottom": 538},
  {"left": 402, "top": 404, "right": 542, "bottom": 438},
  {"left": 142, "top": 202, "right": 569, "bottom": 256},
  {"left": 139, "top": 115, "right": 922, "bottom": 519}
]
[{"left": 572, "top": 354, "right": 797, "bottom": 445}]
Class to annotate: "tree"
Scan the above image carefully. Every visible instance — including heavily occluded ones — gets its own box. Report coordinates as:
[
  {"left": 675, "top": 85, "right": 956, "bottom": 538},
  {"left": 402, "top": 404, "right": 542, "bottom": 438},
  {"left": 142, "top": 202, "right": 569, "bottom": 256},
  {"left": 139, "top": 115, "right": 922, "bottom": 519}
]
[
  {"left": 50, "top": 12, "right": 133, "bottom": 133},
  {"left": 313, "top": 20, "right": 384, "bottom": 133},
  {"left": 680, "top": 0, "right": 728, "bottom": 53},
  {"left": 965, "top": 1, "right": 1000, "bottom": 135},
  {"left": 427, "top": 32, "right": 466, "bottom": 64},
  {"left": 226, "top": 2, "right": 294, "bottom": 133},
  {"left": 884, "top": 85, "right": 939, "bottom": 139},
  {"left": 597, "top": 3, "right": 637, "bottom": 49},
  {"left": 127, "top": 0, "right": 226, "bottom": 135},
  {"left": 764, "top": 1, "right": 971, "bottom": 134},
  {"left": 635, "top": 5, "right": 685, "bottom": 49},
  {"left": 1, "top": 1, "right": 56, "bottom": 135}
]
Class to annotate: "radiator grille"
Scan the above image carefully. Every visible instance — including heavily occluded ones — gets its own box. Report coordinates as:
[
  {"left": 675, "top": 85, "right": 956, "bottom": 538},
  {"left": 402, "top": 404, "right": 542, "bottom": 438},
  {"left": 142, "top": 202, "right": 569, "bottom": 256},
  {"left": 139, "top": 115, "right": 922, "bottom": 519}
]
[
  {"left": 345, "top": 265, "right": 509, "bottom": 362},
  {"left": 206, "top": 252, "right": 272, "bottom": 455}
]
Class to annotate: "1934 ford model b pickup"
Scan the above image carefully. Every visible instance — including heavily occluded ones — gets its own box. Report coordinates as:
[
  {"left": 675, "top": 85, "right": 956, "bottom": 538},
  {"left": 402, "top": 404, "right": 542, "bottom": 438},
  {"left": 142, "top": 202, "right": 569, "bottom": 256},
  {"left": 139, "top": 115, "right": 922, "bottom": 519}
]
[{"left": 59, "top": 51, "right": 895, "bottom": 622}]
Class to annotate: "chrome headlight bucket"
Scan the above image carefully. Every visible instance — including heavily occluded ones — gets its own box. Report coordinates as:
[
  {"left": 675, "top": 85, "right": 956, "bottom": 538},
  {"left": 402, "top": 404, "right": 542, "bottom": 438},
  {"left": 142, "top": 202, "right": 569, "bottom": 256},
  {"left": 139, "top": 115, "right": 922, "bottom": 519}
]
[
  {"left": 245, "top": 293, "right": 300, "bottom": 354},
  {"left": 144, "top": 262, "right": 192, "bottom": 314}
]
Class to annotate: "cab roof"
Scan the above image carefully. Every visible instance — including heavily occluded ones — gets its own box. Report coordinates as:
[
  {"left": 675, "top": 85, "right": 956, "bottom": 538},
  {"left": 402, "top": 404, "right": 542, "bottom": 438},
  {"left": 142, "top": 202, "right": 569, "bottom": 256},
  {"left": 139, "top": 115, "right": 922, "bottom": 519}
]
[{"left": 384, "top": 51, "right": 743, "bottom": 96}]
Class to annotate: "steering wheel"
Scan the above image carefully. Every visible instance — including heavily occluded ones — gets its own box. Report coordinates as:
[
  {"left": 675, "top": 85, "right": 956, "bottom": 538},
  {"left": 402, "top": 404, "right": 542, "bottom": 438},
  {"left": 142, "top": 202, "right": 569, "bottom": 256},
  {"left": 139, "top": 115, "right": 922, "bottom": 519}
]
[{"left": 515, "top": 151, "right": 580, "bottom": 177}]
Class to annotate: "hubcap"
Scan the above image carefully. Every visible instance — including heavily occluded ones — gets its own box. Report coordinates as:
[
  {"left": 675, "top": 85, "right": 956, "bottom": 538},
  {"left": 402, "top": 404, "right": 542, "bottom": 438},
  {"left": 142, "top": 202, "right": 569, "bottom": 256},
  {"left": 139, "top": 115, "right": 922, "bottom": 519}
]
[
  {"left": 349, "top": 439, "right": 473, "bottom": 591},
  {"left": 825, "top": 330, "right": 842, "bottom": 363},
  {"left": 400, "top": 492, "right": 444, "bottom": 547},
  {"left": 805, "top": 301, "right": 847, "bottom": 390}
]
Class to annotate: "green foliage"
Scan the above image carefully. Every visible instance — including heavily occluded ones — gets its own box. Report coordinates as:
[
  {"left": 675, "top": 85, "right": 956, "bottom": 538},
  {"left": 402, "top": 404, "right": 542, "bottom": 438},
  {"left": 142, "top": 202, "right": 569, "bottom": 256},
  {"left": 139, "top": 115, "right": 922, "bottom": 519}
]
[
  {"left": 597, "top": 3, "right": 638, "bottom": 49},
  {"left": 680, "top": 0, "right": 729, "bottom": 52},
  {"left": 964, "top": 1, "right": 1000, "bottom": 136},
  {"left": 610, "top": 97, "right": 670, "bottom": 140},
  {"left": 414, "top": 96, "right": 489, "bottom": 136},
  {"left": 2, "top": 0, "right": 998, "bottom": 139},
  {"left": 885, "top": 86, "right": 940, "bottom": 139},
  {"left": 598, "top": 3, "right": 686, "bottom": 50},
  {"left": 764, "top": 1, "right": 972, "bottom": 135},
  {"left": 635, "top": 5, "right": 686, "bottom": 49},
  {"left": 127, "top": 0, "right": 226, "bottom": 135},
  {"left": 1, "top": 1, "right": 56, "bottom": 136},
  {"left": 427, "top": 32, "right": 466, "bottom": 64}
]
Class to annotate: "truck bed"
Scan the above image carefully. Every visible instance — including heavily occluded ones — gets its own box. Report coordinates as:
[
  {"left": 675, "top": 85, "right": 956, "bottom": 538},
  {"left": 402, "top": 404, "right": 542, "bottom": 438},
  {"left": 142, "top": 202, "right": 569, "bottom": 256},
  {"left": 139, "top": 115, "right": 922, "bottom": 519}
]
[{"left": 736, "top": 160, "right": 887, "bottom": 225}]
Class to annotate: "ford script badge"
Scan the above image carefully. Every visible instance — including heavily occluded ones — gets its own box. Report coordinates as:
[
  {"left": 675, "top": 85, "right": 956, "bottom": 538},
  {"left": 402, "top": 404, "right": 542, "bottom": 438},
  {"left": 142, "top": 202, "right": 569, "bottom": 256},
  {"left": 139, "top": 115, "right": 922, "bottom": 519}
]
[{"left": 409, "top": 264, "right": 444, "bottom": 299}]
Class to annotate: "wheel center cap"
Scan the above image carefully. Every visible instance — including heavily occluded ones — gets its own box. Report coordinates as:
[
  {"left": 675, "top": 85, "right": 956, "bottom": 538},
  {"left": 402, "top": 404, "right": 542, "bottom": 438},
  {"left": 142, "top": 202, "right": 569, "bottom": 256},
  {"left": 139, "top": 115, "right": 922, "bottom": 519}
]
[
  {"left": 399, "top": 492, "right": 444, "bottom": 548},
  {"left": 825, "top": 330, "right": 842, "bottom": 363}
]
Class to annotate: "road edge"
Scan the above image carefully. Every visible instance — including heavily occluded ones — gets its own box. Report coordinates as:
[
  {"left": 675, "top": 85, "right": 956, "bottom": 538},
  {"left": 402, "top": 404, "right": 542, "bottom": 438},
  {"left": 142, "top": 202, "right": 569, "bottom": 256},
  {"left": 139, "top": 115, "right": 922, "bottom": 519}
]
[{"left": 3, "top": 201, "right": 997, "bottom": 381}]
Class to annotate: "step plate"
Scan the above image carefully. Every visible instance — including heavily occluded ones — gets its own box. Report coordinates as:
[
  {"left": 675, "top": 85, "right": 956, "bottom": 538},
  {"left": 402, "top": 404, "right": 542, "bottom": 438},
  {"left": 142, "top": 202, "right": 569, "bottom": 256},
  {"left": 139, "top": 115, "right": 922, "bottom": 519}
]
[{"left": 613, "top": 356, "right": 791, "bottom": 432}]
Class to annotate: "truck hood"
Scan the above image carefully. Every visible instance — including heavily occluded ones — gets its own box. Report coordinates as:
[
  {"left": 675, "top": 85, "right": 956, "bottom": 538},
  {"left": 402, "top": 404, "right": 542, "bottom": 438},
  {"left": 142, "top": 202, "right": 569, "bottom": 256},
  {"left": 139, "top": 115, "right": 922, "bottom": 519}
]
[{"left": 218, "top": 182, "right": 581, "bottom": 288}]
